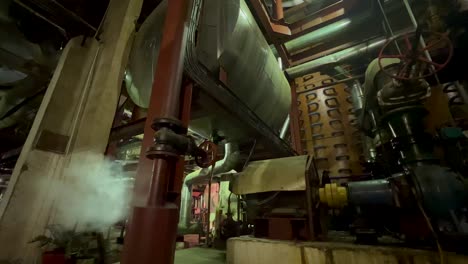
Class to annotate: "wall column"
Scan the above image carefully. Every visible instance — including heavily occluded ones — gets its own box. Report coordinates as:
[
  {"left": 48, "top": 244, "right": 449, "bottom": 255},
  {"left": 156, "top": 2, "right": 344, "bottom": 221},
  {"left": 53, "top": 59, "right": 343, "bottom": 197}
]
[{"left": 0, "top": 0, "right": 143, "bottom": 261}]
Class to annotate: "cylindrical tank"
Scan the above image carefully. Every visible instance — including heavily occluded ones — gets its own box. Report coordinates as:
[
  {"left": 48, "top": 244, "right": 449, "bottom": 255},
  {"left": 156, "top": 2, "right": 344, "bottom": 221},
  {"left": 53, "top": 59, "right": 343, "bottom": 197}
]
[
  {"left": 125, "top": 0, "right": 291, "bottom": 135},
  {"left": 217, "top": 0, "right": 291, "bottom": 130}
]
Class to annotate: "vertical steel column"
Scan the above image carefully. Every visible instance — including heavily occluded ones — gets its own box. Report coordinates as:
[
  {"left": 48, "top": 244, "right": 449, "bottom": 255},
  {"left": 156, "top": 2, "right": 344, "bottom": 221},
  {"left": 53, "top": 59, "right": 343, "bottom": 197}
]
[{"left": 121, "top": 1, "right": 190, "bottom": 263}]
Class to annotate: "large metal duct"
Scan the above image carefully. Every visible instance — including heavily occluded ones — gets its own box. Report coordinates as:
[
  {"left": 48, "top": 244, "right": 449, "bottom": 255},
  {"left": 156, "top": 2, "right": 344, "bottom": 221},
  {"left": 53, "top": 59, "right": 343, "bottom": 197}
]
[
  {"left": 178, "top": 142, "right": 240, "bottom": 233},
  {"left": 125, "top": 0, "right": 292, "bottom": 153}
]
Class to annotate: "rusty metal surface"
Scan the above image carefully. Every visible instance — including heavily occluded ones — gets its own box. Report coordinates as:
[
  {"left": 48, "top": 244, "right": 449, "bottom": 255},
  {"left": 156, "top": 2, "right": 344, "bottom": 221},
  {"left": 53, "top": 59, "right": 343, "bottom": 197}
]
[{"left": 295, "top": 73, "right": 363, "bottom": 181}]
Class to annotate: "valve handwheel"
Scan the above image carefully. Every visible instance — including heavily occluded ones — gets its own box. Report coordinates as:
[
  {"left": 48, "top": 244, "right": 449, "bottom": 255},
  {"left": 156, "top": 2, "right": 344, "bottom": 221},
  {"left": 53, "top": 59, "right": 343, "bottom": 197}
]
[
  {"left": 195, "top": 141, "right": 218, "bottom": 168},
  {"left": 378, "top": 31, "right": 453, "bottom": 81}
]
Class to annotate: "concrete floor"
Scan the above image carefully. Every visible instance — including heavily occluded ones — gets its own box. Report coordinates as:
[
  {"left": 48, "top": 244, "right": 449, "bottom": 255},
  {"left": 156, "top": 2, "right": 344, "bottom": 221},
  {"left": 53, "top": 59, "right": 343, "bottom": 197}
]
[{"left": 175, "top": 247, "right": 226, "bottom": 264}]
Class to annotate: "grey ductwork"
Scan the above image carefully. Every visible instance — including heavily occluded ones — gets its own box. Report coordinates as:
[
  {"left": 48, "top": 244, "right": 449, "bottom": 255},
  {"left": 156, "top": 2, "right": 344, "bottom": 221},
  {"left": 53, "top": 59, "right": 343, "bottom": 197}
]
[{"left": 178, "top": 142, "right": 240, "bottom": 233}]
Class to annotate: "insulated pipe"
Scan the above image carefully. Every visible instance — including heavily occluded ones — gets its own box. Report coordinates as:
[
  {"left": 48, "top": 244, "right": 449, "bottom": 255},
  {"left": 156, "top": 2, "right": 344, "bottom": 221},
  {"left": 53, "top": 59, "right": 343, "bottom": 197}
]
[
  {"left": 178, "top": 142, "right": 240, "bottom": 233},
  {"left": 282, "top": 0, "right": 304, "bottom": 7},
  {"left": 286, "top": 28, "right": 414, "bottom": 78},
  {"left": 280, "top": 115, "right": 290, "bottom": 139},
  {"left": 286, "top": 38, "right": 387, "bottom": 78}
]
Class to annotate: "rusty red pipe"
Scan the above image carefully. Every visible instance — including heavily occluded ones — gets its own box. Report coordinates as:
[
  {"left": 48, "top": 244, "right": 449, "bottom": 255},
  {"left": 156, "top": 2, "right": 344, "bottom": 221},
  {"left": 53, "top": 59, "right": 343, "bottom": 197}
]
[{"left": 121, "top": 0, "right": 190, "bottom": 263}]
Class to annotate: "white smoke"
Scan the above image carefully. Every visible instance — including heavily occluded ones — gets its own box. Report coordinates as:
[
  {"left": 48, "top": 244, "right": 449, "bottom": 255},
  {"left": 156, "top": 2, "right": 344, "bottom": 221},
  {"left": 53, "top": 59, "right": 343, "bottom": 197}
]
[{"left": 45, "top": 153, "right": 131, "bottom": 230}]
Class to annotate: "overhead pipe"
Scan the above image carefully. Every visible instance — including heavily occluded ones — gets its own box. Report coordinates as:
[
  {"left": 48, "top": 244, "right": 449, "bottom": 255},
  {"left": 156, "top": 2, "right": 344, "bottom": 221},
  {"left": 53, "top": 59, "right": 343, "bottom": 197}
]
[
  {"left": 284, "top": 18, "right": 353, "bottom": 54},
  {"left": 178, "top": 142, "right": 240, "bottom": 233},
  {"left": 280, "top": 115, "right": 290, "bottom": 139},
  {"left": 286, "top": 37, "right": 387, "bottom": 78},
  {"left": 286, "top": 28, "right": 414, "bottom": 78}
]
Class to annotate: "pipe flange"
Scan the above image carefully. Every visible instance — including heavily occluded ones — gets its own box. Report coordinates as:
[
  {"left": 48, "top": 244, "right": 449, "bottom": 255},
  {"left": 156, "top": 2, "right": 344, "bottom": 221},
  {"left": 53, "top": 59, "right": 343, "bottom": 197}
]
[
  {"left": 151, "top": 118, "right": 187, "bottom": 134},
  {"left": 146, "top": 144, "right": 180, "bottom": 160}
]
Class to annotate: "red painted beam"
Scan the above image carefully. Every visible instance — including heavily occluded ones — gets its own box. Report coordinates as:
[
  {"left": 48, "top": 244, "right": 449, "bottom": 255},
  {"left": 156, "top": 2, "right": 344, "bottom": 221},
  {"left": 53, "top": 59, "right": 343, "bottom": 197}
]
[
  {"left": 121, "top": 0, "right": 190, "bottom": 263},
  {"left": 249, "top": 0, "right": 291, "bottom": 40},
  {"left": 274, "top": 0, "right": 284, "bottom": 21}
]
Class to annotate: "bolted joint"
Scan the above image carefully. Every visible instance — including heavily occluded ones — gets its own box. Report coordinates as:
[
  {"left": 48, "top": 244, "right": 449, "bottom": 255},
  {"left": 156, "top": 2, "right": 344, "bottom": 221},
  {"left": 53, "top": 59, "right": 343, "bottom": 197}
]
[
  {"left": 151, "top": 117, "right": 187, "bottom": 134},
  {"left": 146, "top": 127, "right": 191, "bottom": 160},
  {"left": 145, "top": 118, "right": 216, "bottom": 166}
]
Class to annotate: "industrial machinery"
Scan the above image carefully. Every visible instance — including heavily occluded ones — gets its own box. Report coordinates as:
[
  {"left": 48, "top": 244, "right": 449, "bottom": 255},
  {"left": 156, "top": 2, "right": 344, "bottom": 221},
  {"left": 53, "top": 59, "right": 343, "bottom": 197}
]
[
  {"left": 316, "top": 29, "right": 468, "bottom": 249},
  {"left": 122, "top": 0, "right": 294, "bottom": 258},
  {"left": 123, "top": 0, "right": 295, "bottom": 243},
  {"left": 231, "top": 22, "right": 468, "bottom": 255},
  {"left": 119, "top": 0, "right": 468, "bottom": 260},
  {"left": 125, "top": 0, "right": 292, "bottom": 156}
]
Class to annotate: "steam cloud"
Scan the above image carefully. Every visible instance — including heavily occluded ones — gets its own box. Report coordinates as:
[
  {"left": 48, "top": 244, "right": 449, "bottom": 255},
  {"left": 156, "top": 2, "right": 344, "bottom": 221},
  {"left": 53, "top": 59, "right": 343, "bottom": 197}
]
[{"left": 44, "top": 153, "right": 131, "bottom": 230}]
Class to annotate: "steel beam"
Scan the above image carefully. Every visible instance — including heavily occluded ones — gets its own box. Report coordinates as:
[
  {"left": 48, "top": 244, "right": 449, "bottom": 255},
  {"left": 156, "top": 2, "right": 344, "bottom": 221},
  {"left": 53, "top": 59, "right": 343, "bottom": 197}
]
[
  {"left": 288, "top": 2, "right": 345, "bottom": 37},
  {"left": 274, "top": 0, "right": 284, "bottom": 21},
  {"left": 289, "top": 27, "right": 380, "bottom": 66},
  {"left": 109, "top": 118, "right": 146, "bottom": 142},
  {"left": 248, "top": 0, "right": 291, "bottom": 40},
  {"left": 121, "top": 0, "right": 189, "bottom": 263}
]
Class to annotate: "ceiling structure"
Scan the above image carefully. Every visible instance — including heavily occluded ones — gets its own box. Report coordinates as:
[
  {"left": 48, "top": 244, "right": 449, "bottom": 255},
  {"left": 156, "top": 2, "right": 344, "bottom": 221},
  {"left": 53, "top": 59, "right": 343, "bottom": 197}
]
[
  {"left": 0, "top": 0, "right": 420, "bottom": 184},
  {"left": 246, "top": 0, "right": 415, "bottom": 78}
]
